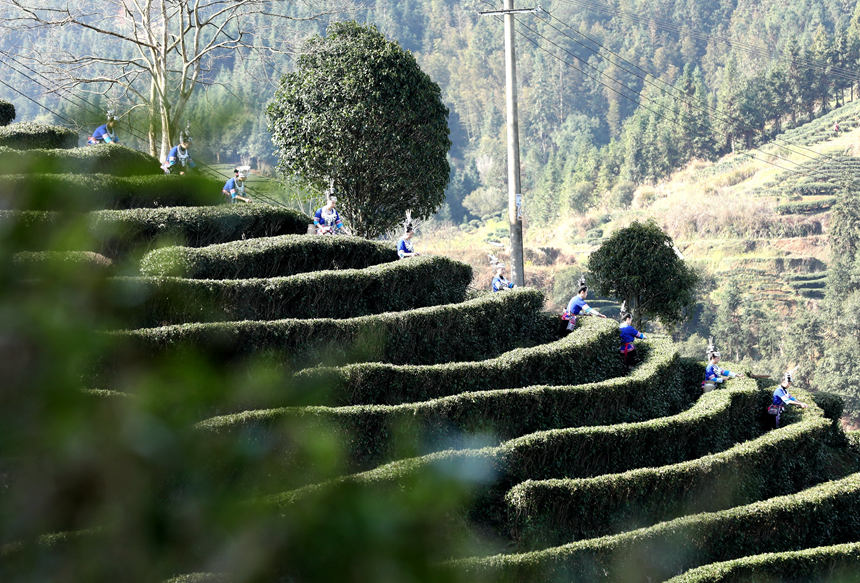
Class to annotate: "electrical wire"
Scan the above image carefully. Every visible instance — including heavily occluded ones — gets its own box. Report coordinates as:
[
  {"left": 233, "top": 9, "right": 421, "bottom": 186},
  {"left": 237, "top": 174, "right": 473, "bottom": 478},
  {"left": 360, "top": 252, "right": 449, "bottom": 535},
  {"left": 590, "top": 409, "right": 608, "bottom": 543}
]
[
  {"left": 480, "top": 1, "right": 853, "bottom": 189},
  {"left": 0, "top": 75, "right": 79, "bottom": 128},
  {"left": 538, "top": 9, "right": 850, "bottom": 175},
  {"left": 0, "top": 54, "right": 294, "bottom": 209},
  {"left": 553, "top": 0, "right": 860, "bottom": 82},
  {"left": 480, "top": 5, "right": 836, "bottom": 185}
]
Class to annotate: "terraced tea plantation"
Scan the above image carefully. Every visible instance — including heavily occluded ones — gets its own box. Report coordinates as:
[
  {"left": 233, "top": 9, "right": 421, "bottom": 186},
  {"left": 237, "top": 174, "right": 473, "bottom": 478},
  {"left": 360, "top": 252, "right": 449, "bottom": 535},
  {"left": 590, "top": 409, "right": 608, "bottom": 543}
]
[
  {"left": 2, "top": 124, "right": 860, "bottom": 582},
  {"left": 654, "top": 100, "right": 860, "bottom": 316}
]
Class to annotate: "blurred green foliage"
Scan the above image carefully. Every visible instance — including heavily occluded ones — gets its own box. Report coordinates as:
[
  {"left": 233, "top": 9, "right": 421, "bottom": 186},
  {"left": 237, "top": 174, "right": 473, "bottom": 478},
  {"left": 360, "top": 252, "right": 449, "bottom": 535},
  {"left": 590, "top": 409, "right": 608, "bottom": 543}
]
[{"left": 0, "top": 157, "right": 476, "bottom": 583}]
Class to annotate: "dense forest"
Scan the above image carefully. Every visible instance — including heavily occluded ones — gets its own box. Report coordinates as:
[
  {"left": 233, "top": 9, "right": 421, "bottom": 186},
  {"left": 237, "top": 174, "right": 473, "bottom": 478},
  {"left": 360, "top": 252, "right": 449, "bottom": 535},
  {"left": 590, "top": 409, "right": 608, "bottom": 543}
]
[{"left": 3, "top": 0, "right": 860, "bottom": 220}]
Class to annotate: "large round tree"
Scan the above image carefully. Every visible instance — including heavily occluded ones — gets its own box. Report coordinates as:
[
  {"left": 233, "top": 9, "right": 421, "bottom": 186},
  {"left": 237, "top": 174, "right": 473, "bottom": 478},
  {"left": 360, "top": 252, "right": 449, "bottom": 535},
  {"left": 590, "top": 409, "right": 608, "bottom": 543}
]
[
  {"left": 267, "top": 21, "right": 451, "bottom": 237},
  {"left": 587, "top": 220, "right": 699, "bottom": 329}
]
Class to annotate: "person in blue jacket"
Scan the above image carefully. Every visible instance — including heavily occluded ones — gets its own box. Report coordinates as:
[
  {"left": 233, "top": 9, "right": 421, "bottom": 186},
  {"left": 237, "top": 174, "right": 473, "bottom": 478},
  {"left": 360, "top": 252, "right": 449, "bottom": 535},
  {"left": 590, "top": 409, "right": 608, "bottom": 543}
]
[
  {"left": 561, "top": 285, "right": 606, "bottom": 332},
  {"left": 163, "top": 133, "right": 195, "bottom": 175},
  {"left": 87, "top": 116, "right": 119, "bottom": 145},
  {"left": 619, "top": 312, "right": 646, "bottom": 367},
  {"left": 222, "top": 166, "right": 251, "bottom": 203},
  {"left": 702, "top": 351, "right": 743, "bottom": 391},
  {"left": 492, "top": 265, "right": 515, "bottom": 292},
  {"left": 770, "top": 371, "right": 808, "bottom": 428},
  {"left": 397, "top": 226, "right": 420, "bottom": 258},
  {"left": 314, "top": 196, "right": 343, "bottom": 234}
]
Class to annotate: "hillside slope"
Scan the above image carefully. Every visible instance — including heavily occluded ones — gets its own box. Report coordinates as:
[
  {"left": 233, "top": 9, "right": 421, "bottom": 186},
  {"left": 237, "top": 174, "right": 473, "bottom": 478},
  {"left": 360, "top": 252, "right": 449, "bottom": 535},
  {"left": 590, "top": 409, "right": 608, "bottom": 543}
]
[{"left": 424, "top": 99, "right": 860, "bottom": 342}]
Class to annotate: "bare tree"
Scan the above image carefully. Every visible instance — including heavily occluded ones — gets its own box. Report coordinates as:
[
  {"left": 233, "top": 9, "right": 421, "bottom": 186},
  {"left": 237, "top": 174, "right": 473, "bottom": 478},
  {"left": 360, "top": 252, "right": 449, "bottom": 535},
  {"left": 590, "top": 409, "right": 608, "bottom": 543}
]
[{"left": 0, "top": 0, "right": 349, "bottom": 159}]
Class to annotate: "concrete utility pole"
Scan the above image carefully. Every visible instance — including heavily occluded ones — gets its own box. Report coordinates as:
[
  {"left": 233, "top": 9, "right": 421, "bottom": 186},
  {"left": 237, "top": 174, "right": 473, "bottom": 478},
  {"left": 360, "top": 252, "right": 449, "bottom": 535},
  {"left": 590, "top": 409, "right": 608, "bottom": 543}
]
[{"left": 480, "top": 2, "right": 539, "bottom": 287}]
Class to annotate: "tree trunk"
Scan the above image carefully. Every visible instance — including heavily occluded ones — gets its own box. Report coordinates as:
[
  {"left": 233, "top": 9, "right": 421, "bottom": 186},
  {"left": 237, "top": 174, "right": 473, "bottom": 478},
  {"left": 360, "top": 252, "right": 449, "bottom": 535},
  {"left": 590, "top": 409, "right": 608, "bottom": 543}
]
[
  {"left": 159, "top": 105, "right": 172, "bottom": 164},
  {"left": 628, "top": 294, "right": 642, "bottom": 330},
  {"left": 148, "top": 81, "right": 158, "bottom": 158},
  {"left": 158, "top": 73, "right": 173, "bottom": 164}
]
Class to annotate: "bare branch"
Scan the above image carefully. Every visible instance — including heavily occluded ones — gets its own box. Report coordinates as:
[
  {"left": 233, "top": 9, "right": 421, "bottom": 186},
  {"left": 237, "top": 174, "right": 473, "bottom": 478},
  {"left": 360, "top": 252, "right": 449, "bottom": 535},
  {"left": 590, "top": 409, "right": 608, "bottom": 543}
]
[{"left": 2, "top": 0, "right": 357, "bottom": 157}]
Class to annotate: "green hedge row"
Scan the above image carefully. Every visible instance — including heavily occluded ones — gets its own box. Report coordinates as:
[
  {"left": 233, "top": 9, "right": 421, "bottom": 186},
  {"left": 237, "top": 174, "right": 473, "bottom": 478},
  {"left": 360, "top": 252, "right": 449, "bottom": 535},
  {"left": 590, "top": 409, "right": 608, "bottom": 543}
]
[
  {"left": 497, "top": 376, "right": 763, "bottom": 483},
  {"left": 13, "top": 250, "right": 113, "bottom": 276},
  {"left": 271, "top": 377, "right": 761, "bottom": 523},
  {"left": 0, "top": 122, "right": 78, "bottom": 150},
  {"left": 810, "top": 390, "right": 845, "bottom": 424},
  {"left": 165, "top": 575, "right": 229, "bottom": 583},
  {"left": 449, "top": 471, "right": 860, "bottom": 582},
  {"left": 0, "top": 174, "right": 224, "bottom": 211},
  {"left": 113, "top": 288, "right": 555, "bottom": 371},
  {"left": 794, "top": 279, "right": 826, "bottom": 290},
  {"left": 507, "top": 388, "right": 834, "bottom": 547},
  {"left": 776, "top": 197, "right": 836, "bottom": 215},
  {"left": 200, "top": 338, "right": 692, "bottom": 472},
  {"left": 140, "top": 234, "right": 397, "bottom": 279},
  {"left": 0, "top": 144, "right": 162, "bottom": 176},
  {"left": 291, "top": 316, "right": 624, "bottom": 407},
  {"left": 794, "top": 181, "right": 838, "bottom": 195},
  {"left": 665, "top": 542, "right": 860, "bottom": 582},
  {"left": 110, "top": 255, "right": 473, "bottom": 327},
  {"left": 0, "top": 206, "right": 310, "bottom": 260}
]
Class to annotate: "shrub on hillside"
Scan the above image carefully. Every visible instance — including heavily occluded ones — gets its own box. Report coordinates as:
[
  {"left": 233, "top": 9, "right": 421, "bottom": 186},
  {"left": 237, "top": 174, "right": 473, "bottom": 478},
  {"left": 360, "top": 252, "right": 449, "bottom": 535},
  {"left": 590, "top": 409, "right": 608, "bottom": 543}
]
[
  {"left": 0, "top": 144, "right": 161, "bottom": 176},
  {"left": 793, "top": 181, "right": 837, "bottom": 196},
  {"left": 0, "top": 122, "right": 77, "bottom": 149},
  {"left": 811, "top": 391, "right": 844, "bottom": 424},
  {"left": 140, "top": 235, "right": 398, "bottom": 279},
  {"left": 609, "top": 180, "right": 635, "bottom": 208},
  {"left": 0, "top": 173, "right": 224, "bottom": 211},
  {"left": 775, "top": 198, "right": 836, "bottom": 215},
  {"left": 565, "top": 181, "right": 593, "bottom": 210},
  {"left": 0, "top": 100, "right": 14, "bottom": 126},
  {"left": 462, "top": 186, "right": 505, "bottom": 219}
]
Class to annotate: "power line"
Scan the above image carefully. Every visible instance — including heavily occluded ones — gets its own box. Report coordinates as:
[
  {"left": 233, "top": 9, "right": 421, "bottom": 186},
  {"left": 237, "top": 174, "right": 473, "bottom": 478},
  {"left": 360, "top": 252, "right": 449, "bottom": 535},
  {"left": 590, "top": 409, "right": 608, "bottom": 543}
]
[
  {"left": 480, "top": 11, "right": 831, "bottom": 185},
  {"left": 479, "top": 1, "right": 851, "bottom": 190},
  {"left": 538, "top": 10, "right": 848, "bottom": 178},
  {"left": 2, "top": 44, "right": 441, "bottom": 218},
  {"left": 0, "top": 75, "right": 78, "bottom": 128},
  {"left": 553, "top": 0, "right": 860, "bottom": 82},
  {"left": 0, "top": 54, "right": 293, "bottom": 210}
]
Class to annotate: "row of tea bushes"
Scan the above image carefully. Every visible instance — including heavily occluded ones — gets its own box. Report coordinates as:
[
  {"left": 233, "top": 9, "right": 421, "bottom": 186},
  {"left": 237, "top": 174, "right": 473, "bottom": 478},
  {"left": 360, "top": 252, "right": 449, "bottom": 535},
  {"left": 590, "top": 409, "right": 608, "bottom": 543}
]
[
  {"left": 291, "top": 317, "right": 624, "bottom": 407},
  {"left": 268, "top": 378, "right": 763, "bottom": 537},
  {"left": 0, "top": 206, "right": 310, "bottom": 260},
  {"left": 0, "top": 122, "right": 78, "bottom": 150},
  {"left": 665, "top": 542, "right": 860, "bottom": 582},
  {"left": 0, "top": 174, "right": 224, "bottom": 211},
  {"left": 116, "top": 288, "right": 554, "bottom": 370},
  {"left": 0, "top": 144, "right": 161, "bottom": 176},
  {"left": 200, "top": 339, "right": 688, "bottom": 472},
  {"left": 508, "top": 389, "right": 836, "bottom": 547},
  {"left": 450, "top": 471, "right": 860, "bottom": 582},
  {"left": 108, "top": 255, "right": 473, "bottom": 326},
  {"left": 140, "top": 234, "right": 398, "bottom": 279}
]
